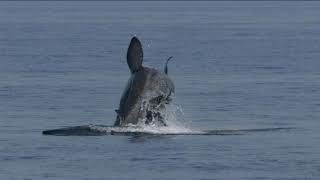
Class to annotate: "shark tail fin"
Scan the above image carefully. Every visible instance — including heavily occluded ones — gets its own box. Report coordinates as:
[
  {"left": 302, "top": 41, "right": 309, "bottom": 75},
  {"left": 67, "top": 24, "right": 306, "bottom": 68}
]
[{"left": 164, "top": 56, "right": 173, "bottom": 75}]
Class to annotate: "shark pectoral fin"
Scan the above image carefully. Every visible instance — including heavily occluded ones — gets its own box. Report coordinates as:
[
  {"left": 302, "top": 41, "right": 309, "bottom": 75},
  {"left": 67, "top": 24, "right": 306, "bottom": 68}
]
[
  {"left": 164, "top": 56, "right": 173, "bottom": 75},
  {"left": 127, "top": 37, "right": 143, "bottom": 73}
]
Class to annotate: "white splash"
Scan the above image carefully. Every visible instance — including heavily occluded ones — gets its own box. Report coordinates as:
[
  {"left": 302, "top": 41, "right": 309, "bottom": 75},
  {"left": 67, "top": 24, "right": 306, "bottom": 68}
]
[{"left": 90, "top": 103, "right": 199, "bottom": 135}]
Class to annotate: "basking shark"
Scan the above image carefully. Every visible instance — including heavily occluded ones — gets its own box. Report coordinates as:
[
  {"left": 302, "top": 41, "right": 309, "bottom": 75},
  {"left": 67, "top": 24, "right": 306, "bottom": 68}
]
[
  {"left": 42, "top": 37, "right": 175, "bottom": 135},
  {"left": 114, "top": 37, "right": 174, "bottom": 127},
  {"left": 42, "top": 37, "right": 294, "bottom": 136}
]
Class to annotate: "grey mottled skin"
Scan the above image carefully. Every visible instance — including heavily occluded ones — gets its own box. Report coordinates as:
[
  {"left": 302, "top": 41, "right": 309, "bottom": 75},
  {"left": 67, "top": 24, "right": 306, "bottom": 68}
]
[{"left": 114, "top": 37, "right": 174, "bottom": 127}]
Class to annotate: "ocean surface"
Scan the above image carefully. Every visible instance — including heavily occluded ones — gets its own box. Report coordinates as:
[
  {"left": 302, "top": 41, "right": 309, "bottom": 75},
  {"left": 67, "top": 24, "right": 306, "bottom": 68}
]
[{"left": 1, "top": 1, "right": 320, "bottom": 179}]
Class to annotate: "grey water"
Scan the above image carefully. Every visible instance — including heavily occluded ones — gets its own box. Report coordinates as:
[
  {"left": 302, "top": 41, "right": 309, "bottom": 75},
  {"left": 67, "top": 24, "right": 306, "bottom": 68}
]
[{"left": 0, "top": 1, "right": 320, "bottom": 179}]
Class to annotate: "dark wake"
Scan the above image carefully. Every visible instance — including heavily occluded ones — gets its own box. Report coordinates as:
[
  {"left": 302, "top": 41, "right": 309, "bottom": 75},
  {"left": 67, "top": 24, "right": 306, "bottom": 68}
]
[{"left": 42, "top": 125, "right": 294, "bottom": 136}]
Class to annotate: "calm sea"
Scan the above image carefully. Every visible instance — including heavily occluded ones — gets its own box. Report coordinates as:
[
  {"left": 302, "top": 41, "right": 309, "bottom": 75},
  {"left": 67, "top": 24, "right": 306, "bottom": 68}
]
[{"left": 0, "top": 1, "right": 319, "bottom": 179}]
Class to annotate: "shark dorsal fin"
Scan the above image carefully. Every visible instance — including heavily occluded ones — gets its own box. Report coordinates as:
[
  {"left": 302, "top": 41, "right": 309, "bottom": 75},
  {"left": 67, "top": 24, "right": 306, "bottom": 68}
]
[{"left": 127, "top": 37, "right": 143, "bottom": 73}]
